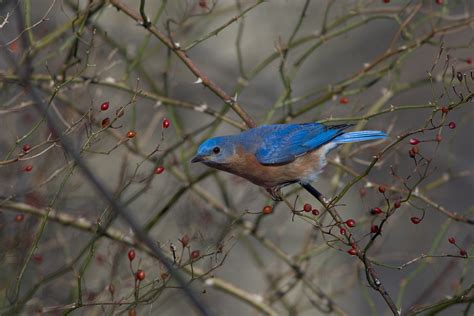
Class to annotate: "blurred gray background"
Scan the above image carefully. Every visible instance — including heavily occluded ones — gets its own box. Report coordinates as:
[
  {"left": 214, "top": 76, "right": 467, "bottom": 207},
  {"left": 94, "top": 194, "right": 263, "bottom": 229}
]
[{"left": 0, "top": 0, "right": 473, "bottom": 315}]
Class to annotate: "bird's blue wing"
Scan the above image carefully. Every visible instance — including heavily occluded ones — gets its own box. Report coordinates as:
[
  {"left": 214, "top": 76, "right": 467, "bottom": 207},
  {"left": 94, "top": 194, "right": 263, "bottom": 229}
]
[{"left": 254, "top": 123, "right": 349, "bottom": 165}]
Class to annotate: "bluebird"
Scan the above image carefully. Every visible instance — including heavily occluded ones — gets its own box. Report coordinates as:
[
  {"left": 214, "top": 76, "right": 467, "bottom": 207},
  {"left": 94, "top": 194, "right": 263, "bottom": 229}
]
[{"left": 191, "top": 123, "right": 386, "bottom": 200}]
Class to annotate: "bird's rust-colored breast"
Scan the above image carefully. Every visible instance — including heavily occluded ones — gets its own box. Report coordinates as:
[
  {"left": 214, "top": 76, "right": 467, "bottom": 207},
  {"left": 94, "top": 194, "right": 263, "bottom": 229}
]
[{"left": 217, "top": 145, "right": 325, "bottom": 189}]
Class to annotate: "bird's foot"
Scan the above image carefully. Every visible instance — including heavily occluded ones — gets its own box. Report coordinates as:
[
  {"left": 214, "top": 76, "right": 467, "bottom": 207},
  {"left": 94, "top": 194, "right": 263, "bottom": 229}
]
[{"left": 267, "top": 187, "right": 283, "bottom": 201}]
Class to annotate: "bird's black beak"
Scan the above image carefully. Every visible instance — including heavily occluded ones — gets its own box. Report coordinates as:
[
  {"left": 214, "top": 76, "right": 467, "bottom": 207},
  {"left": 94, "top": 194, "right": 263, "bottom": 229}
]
[{"left": 191, "top": 155, "right": 205, "bottom": 163}]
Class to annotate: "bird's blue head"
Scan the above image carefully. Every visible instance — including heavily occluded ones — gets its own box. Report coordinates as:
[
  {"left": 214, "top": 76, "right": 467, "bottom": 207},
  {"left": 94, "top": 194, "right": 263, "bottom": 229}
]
[{"left": 191, "top": 136, "right": 237, "bottom": 166}]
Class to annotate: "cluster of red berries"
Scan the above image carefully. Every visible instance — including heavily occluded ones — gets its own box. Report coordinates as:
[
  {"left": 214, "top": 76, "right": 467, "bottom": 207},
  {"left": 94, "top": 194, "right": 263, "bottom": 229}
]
[
  {"left": 127, "top": 249, "right": 145, "bottom": 281},
  {"left": 448, "top": 237, "right": 468, "bottom": 257},
  {"left": 303, "top": 203, "right": 320, "bottom": 216}
]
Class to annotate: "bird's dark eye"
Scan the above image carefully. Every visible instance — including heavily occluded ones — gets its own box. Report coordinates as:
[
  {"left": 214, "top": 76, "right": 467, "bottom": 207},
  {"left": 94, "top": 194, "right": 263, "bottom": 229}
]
[{"left": 213, "top": 147, "right": 221, "bottom": 154}]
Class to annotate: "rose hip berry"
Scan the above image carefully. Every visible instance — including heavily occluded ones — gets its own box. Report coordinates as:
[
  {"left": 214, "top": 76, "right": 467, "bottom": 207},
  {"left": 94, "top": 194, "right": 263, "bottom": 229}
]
[
  {"left": 345, "top": 219, "right": 356, "bottom": 227},
  {"left": 312, "top": 209, "right": 320, "bottom": 216},
  {"left": 128, "top": 249, "right": 136, "bottom": 261},
  {"left": 101, "top": 118, "right": 111, "bottom": 128},
  {"left": 15, "top": 214, "right": 25, "bottom": 222},
  {"left": 347, "top": 248, "right": 357, "bottom": 255},
  {"left": 459, "top": 249, "right": 467, "bottom": 257},
  {"left": 126, "top": 130, "right": 136, "bottom": 138},
  {"left": 303, "top": 203, "right": 312, "bottom": 212},
  {"left": 162, "top": 118, "right": 170, "bottom": 129},
  {"left": 179, "top": 234, "right": 190, "bottom": 247},
  {"left": 448, "top": 122, "right": 456, "bottom": 129},
  {"left": 448, "top": 237, "right": 456, "bottom": 244},
  {"left": 100, "top": 102, "right": 109, "bottom": 111},
  {"left": 262, "top": 205, "right": 273, "bottom": 214},
  {"left": 339, "top": 97, "right": 349, "bottom": 104},
  {"left": 371, "top": 225, "right": 379, "bottom": 234},
  {"left": 191, "top": 250, "right": 200, "bottom": 260},
  {"left": 22, "top": 144, "right": 31, "bottom": 152},
  {"left": 410, "top": 217, "right": 421, "bottom": 224},
  {"left": 24, "top": 165, "right": 33, "bottom": 172},
  {"left": 371, "top": 207, "right": 382, "bottom": 215},
  {"left": 135, "top": 269, "right": 145, "bottom": 281},
  {"left": 409, "top": 138, "right": 420, "bottom": 145},
  {"left": 378, "top": 185, "right": 386, "bottom": 193},
  {"left": 154, "top": 166, "right": 165, "bottom": 174}
]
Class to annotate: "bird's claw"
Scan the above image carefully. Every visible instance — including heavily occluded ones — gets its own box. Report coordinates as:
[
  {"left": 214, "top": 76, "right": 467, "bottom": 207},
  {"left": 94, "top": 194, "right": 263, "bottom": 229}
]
[{"left": 267, "top": 187, "right": 283, "bottom": 201}]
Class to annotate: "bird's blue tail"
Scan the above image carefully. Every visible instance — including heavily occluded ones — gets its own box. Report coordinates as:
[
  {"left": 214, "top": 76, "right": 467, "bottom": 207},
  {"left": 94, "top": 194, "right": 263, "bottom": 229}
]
[{"left": 332, "top": 130, "right": 387, "bottom": 144}]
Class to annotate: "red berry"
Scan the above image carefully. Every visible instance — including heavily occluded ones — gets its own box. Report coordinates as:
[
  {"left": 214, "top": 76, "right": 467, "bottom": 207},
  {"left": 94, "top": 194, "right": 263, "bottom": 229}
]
[
  {"left": 371, "top": 225, "right": 379, "bottom": 234},
  {"left": 179, "top": 234, "right": 190, "bottom": 247},
  {"left": 435, "top": 134, "right": 442, "bottom": 142},
  {"left": 129, "top": 308, "right": 137, "bottom": 316},
  {"left": 128, "top": 249, "right": 136, "bottom": 261},
  {"left": 100, "top": 101, "right": 109, "bottom": 111},
  {"left": 126, "top": 130, "right": 136, "bottom": 138},
  {"left": 345, "top": 219, "right": 356, "bottom": 227},
  {"left": 162, "top": 118, "right": 170, "bottom": 129},
  {"left": 371, "top": 207, "right": 382, "bottom": 215},
  {"left": 340, "top": 228, "right": 347, "bottom": 235},
  {"left": 448, "top": 237, "right": 456, "bottom": 244},
  {"left": 312, "top": 209, "right": 320, "bottom": 216},
  {"left": 32, "top": 255, "right": 43, "bottom": 264},
  {"left": 410, "top": 216, "right": 421, "bottom": 224},
  {"left": 347, "top": 248, "right": 357, "bottom": 255},
  {"left": 409, "top": 146, "right": 419, "bottom": 158},
  {"left": 409, "top": 138, "right": 420, "bottom": 145},
  {"left": 394, "top": 200, "right": 401, "bottom": 209},
  {"left": 191, "top": 250, "right": 200, "bottom": 260},
  {"left": 467, "top": 57, "right": 473, "bottom": 64},
  {"left": 8, "top": 40, "right": 18, "bottom": 53},
  {"left": 383, "top": 0, "right": 390, "bottom": 3},
  {"left": 339, "top": 97, "right": 349, "bottom": 104},
  {"left": 154, "top": 166, "right": 165, "bottom": 174},
  {"left": 198, "top": 0, "right": 209, "bottom": 9},
  {"left": 24, "top": 165, "right": 33, "bottom": 172},
  {"left": 441, "top": 106, "right": 449, "bottom": 114},
  {"left": 435, "top": 0, "right": 443, "bottom": 5},
  {"left": 135, "top": 269, "right": 145, "bottom": 281},
  {"left": 22, "top": 144, "right": 31, "bottom": 152},
  {"left": 101, "top": 117, "right": 110, "bottom": 128},
  {"left": 459, "top": 249, "right": 467, "bottom": 257},
  {"left": 448, "top": 122, "right": 456, "bottom": 129},
  {"left": 15, "top": 214, "right": 25, "bottom": 222},
  {"left": 303, "top": 203, "right": 312, "bottom": 212},
  {"left": 378, "top": 185, "right": 386, "bottom": 193},
  {"left": 262, "top": 205, "right": 273, "bottom": 214},
  {"left": 160, "top": 273, "right": 169, "bottom": 280}
]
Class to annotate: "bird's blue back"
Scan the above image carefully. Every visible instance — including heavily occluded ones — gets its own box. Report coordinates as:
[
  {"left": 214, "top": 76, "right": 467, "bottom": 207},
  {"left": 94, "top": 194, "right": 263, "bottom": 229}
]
[{"left": 237, "top": 123, "right": 350, "bottom": 165}]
